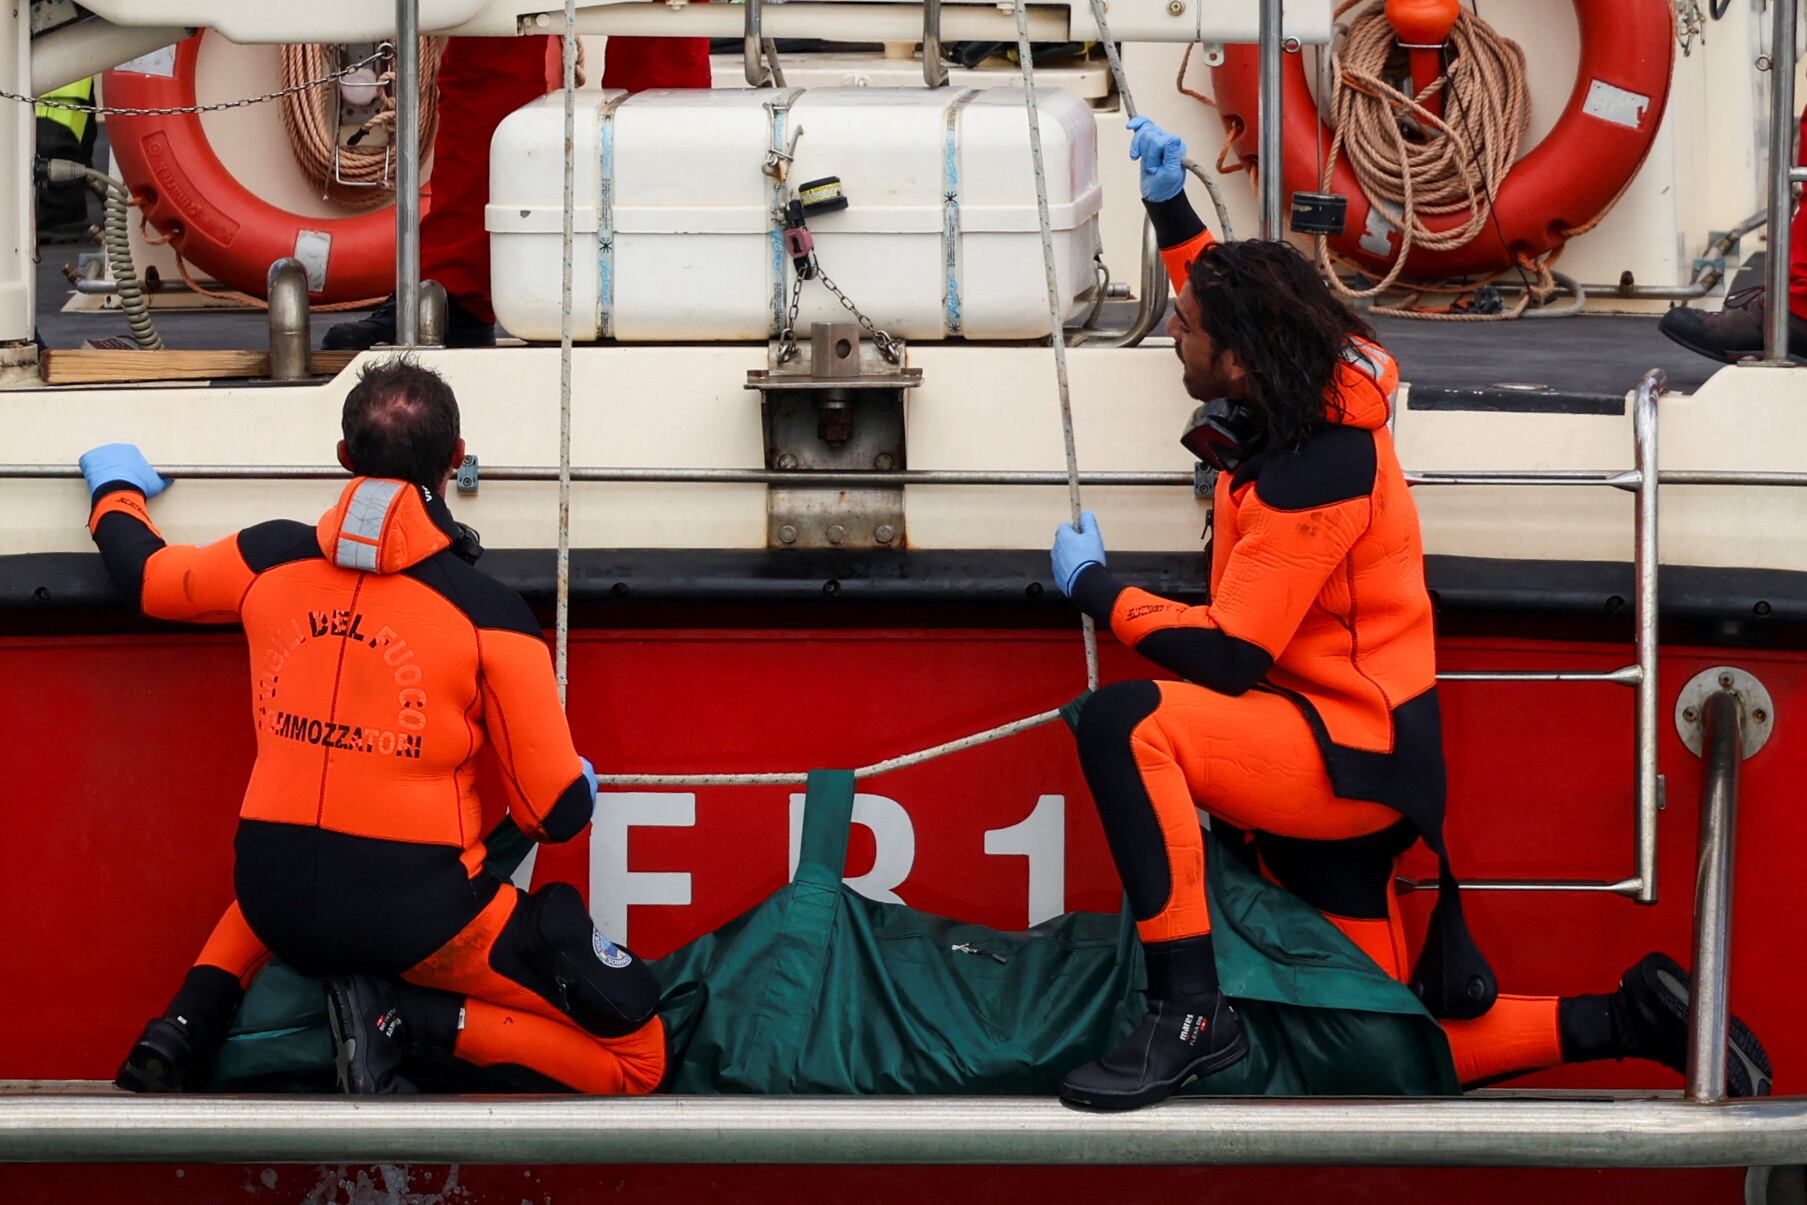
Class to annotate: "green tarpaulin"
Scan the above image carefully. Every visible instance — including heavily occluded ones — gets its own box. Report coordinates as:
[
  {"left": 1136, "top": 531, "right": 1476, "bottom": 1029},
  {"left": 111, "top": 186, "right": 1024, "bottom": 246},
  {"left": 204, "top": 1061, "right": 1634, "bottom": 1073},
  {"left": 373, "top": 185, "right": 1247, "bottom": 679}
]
[
  {"left": 208, "top": 769, "right": 1456, "bottom": 1097},
  {"left": 654, "top": 769, "right": 1458, "bottom": 1096}
]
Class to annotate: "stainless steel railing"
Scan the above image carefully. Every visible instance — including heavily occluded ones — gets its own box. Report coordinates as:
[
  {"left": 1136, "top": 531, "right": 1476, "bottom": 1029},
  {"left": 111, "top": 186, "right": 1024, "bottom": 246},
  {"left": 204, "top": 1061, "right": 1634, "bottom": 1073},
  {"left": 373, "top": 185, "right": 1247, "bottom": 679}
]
[{"left": 1, "top": 1091, "right": 1802, "bottom": 1167}]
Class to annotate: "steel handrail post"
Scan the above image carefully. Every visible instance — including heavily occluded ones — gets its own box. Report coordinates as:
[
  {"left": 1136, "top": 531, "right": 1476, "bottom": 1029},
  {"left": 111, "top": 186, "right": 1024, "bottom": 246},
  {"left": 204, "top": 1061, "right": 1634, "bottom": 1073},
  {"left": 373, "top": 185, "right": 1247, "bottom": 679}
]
[
  {"left": 1258, "top": 0, "right": 1285, "bottom": 238},
  {"left": 1685, "top": 690, "right": 1743, "bottom": 1102},
  {"left": 394, "top": 0, "right": 421, "bottom": 346},
  {"left": 1632, "top": 368, "right": 1664, "bottom": 903},
  {"left": 1764, "top": 0, "right": 1799, "bottom": 363}
]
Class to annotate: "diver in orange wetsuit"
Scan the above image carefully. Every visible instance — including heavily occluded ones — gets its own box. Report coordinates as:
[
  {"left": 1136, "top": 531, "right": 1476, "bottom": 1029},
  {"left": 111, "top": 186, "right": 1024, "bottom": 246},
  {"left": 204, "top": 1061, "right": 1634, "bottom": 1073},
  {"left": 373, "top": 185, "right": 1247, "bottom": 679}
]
[
  {"left": 89, "top": 358, "right": 664, "bottom": 1095},
  {"left": 1051, "top": 118, "right": 1773, "bottom": 1110}
]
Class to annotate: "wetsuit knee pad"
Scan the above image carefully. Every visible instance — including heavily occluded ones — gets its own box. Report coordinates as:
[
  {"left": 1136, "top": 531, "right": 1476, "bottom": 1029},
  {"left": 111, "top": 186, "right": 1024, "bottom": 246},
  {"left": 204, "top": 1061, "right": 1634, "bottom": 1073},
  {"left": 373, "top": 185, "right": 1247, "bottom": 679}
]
[
  {"left": 1075, "top": 680, "right": 1164, "bottom": 753},
  {"left": 505, "top": 882, "right": 661, "bottom": 1037},
  {"left": 1254, "top": 820, "right": 1416, "bottom": 919},
  {"left": 1074, "top": 680, "right": 1175, "bottom": 924}
]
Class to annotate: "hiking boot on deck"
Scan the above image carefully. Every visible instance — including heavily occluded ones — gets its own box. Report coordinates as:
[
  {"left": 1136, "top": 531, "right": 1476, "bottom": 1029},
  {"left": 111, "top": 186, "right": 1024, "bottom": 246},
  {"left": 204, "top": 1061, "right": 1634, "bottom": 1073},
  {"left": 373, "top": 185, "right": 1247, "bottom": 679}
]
[
  {"left": 1559, "top": 951, "right": 1773, "bottom": 1097},
  {"left": 324, "top": 974, "right": 418, "bottom": 1095},
  {"left": 321, "top": 292, "right": 497, "bottom": 351},
  {"left": 1658, "top": 287, "right": 1807, "bottom": 363},
  {"left": 1058, "top": 934, "right": 1249, "bottom": 1111}
]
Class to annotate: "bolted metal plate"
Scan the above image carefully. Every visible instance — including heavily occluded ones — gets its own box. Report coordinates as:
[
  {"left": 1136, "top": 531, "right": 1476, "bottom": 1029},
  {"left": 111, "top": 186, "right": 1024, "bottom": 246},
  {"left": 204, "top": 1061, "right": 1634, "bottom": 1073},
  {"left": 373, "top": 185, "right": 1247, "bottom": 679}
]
[
  {"left": 752, "top": 327, "right": 914, "bottom": 551},
  {"left": 1674, "top": 667, "right": 1775, "bottom": 759}
]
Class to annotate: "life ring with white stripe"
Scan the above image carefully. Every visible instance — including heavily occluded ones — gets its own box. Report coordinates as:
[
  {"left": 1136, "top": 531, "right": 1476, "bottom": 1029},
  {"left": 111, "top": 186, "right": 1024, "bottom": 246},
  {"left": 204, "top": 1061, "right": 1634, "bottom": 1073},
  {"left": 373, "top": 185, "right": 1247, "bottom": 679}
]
[
  {"left": 103, "top": 33, "right": 422, "bottom": 303},
  {"left": 1210, "top": 0, "right": 1675, "bottom": 277}
]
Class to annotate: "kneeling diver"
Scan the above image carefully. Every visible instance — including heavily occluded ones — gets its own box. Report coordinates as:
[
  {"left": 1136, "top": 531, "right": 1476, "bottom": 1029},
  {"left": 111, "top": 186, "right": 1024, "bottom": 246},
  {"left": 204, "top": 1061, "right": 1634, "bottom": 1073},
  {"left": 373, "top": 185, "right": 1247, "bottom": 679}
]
[
  {"left": 1050, "top": 118, "right": 1773, "bottom": 1110},
  {"left": 96, "top": 357, "right": 664, "bottom": 1095}
]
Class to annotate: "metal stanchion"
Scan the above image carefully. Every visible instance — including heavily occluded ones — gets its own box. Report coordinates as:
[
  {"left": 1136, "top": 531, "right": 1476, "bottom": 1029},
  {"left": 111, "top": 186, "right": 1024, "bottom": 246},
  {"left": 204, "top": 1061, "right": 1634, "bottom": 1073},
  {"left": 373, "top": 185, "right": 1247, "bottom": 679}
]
[
  {"left": 1258, "top": 0, "right": 1285, "bottom": 238},
  {"left": 1685, "top": 690, "right": 1743, "bottom": 1102},
  {"left": 1763, "top": 0, "right": 1798, "bottom": 363},
  {"left": 394, "top": 0, "right": 422, "bottom": 345}
]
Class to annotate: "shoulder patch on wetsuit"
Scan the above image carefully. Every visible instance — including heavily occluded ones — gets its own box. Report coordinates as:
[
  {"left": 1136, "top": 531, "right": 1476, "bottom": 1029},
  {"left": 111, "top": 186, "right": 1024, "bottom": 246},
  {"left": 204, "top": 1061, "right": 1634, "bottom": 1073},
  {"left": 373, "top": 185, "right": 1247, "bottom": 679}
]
[
  {"left": 404, "top": 552, "right": 544, "bottom": 638},
  {"left": 237, "top": 520, "right": 324, "bottom": 574},
  {"left": 1248, "top": 425, "right": 1377, "bottom": 512}
]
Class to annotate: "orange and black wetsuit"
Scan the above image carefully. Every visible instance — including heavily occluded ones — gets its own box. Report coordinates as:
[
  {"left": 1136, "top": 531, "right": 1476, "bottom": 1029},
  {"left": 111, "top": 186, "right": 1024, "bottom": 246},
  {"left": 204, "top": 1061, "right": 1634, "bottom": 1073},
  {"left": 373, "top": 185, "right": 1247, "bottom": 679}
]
[
  {"left": 1065, "top": 191, "right": 1596, "bottom": 1086},
  {"left": 91, "top": 477, "right": 664, "bottom": 1093}
]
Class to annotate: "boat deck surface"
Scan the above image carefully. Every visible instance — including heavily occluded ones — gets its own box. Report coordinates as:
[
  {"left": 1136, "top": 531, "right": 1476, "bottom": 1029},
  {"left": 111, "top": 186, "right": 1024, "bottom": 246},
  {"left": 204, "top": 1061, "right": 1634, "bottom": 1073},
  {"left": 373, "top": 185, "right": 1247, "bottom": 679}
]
[{"left": 29, "top": 238, "right": 1724, "bottom": 397}]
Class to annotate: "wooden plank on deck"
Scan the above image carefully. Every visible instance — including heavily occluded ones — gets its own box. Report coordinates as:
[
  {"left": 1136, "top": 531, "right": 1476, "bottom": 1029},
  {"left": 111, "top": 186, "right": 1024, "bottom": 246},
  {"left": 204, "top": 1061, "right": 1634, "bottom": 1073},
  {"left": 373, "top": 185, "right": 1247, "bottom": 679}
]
[{"left": 39, "top": 350, "right": 358, "bottom": 386}]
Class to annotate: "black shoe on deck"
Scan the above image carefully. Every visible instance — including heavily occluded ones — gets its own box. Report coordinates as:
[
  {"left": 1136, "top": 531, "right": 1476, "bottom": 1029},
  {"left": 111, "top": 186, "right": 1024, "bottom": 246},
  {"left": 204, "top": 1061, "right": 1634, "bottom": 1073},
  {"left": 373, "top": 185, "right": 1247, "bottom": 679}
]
[
  {"left": 1614, "top": 952, "right": 1773, "bottom": 1098},
  {"left": 324, "top": 975, "right": 417, "bottom": 1095},
  {"left": 115, "top": 1016, "right": 201, "bottom": 1093},
  {"left": 321, "top": 291, "right": 498, "bottom": 351}
]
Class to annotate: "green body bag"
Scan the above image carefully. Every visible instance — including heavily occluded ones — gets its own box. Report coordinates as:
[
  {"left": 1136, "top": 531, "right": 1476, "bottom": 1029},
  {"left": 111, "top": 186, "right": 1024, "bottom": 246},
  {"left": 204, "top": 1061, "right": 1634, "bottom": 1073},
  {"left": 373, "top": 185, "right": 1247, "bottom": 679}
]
[{"left": 655, "top": 770, "right": 1458, "bottom": 1096}]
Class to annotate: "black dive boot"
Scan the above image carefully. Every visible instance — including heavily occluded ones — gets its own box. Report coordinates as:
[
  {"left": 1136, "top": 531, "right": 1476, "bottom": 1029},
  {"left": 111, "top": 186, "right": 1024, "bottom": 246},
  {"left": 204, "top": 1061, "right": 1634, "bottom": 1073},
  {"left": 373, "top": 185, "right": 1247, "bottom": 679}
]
[
  {"left": 116, "top": 967, "right": 242, "bottom": 1092},
  {"left": 1059, "top": 935, "right": 1248, "bottom": 1111},
  {"left": 116, "top": 1018, "right": 203, "bottom": 1093},
  {"left": 1559, "top": 951, "right": 1773, "bottom": 1097},
  {"left": 324, "top": 975, "right": 418, "bottom": 1095}
]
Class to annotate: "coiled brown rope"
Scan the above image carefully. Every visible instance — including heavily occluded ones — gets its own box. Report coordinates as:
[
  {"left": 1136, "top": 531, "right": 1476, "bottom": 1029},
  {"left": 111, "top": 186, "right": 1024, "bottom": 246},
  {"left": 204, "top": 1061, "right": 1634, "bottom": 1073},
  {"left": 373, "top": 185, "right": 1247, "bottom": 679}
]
[
  {"left": 278, "top": 40, "right": 446, "bottom": 210},
  {"left": 1318, "top": 1, "right": 1531, "bottom": 300}
]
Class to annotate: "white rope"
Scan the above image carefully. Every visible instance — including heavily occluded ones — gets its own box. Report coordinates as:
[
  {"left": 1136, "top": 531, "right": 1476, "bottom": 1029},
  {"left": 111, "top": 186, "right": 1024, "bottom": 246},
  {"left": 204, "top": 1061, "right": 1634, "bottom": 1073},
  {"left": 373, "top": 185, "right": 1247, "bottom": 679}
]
[
  {"left": 1086, "top": 0, "right": 1236, "bottom": 239},
  {"left": 555, "top": 1, "right": 578, "bottom": 704},
  {"left": 1014, "top": 0, "right": 1099, "bottom": 692},
  {"left": 596, "top": 709, "right": 1065, "bottom": 786}
]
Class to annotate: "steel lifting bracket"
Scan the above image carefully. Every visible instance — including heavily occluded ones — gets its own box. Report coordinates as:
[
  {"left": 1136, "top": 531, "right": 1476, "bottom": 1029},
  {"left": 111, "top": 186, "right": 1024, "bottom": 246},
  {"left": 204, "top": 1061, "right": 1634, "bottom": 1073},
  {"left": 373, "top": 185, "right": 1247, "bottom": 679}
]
[
  {"left": 1674, "top": 667, "right": 1776, "bottom": 759},
  {"left": 747, "top": 323, "right": 922, "bottom": 551},
  {"left": 457, "top": 454, "right": 480, "bottom": 494}
]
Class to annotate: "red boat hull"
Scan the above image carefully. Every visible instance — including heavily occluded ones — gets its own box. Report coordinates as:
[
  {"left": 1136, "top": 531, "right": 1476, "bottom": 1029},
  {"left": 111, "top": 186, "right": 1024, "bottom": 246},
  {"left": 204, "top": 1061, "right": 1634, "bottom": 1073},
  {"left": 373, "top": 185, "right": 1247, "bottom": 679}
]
[{"left": 2, "top": 623, "right": 1797, "bottom": 1199}]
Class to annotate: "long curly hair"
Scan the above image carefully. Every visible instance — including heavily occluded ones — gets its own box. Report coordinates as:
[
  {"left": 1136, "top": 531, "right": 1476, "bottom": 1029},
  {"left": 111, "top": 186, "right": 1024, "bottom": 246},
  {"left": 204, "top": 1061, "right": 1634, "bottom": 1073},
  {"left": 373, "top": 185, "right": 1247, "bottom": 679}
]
[{"left": 1185, "top": 240, "right": 1375, "bottom": 455}]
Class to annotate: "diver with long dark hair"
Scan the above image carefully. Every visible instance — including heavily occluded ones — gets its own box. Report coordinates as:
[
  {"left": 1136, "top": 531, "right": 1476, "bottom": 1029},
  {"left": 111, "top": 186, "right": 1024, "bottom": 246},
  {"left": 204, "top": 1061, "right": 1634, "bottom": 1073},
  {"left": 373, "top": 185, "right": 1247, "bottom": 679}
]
[{"left": 1051, "top": 117, "right": 1772, "bottom": 1111}]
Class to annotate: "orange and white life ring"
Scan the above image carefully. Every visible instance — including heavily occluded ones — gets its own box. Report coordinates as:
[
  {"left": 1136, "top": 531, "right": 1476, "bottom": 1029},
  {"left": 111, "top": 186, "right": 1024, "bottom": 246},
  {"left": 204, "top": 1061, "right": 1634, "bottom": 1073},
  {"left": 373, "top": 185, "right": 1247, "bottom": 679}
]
[
  {"left": 103, "top": 33, "right": 423, "bottom": 304},
  {"left": 1211, "top": 0, "right": 1675, "bottom": 278}
]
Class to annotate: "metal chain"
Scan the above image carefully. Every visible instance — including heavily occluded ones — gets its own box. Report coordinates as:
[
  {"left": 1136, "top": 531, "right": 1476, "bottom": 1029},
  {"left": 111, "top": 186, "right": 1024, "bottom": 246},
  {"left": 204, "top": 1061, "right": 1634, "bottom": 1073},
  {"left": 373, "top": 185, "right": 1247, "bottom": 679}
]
[
  {"left": 775, "top": 250, "right": 902, "bottom": 365},
  {"left": 1, "top": 44, "right": 393, "bottom": 117},
  {"left": 814, "top": 264, "right": 902, "bottom": 363},
  {"left": 777, "top": 273, "right": 806, "bottom": 363}
]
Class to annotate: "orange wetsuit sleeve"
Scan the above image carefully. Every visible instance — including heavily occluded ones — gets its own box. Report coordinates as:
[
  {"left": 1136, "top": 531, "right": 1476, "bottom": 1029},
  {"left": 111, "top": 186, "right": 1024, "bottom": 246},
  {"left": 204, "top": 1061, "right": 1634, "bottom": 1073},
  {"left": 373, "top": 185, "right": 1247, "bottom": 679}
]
[
  {"left": 1070, "top": 483, "right": 1371, "bottom": 693},
  {"left": 477, "top": 624, "right": 594, "bottom": 843},
  {"left": 1145, "top": 193, "right": 1219, "bottom": 295},
  {"left": 87, "top": 485, "right": 256, "bottom": 623}
]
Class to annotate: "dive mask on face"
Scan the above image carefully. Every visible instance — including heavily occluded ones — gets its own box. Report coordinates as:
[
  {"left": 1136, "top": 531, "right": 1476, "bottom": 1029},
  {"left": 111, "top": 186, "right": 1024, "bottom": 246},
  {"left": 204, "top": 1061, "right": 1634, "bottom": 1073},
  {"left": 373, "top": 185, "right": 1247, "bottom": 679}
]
[{"left": 1180, "top": 398, "right": 1257, "bottom": 472}]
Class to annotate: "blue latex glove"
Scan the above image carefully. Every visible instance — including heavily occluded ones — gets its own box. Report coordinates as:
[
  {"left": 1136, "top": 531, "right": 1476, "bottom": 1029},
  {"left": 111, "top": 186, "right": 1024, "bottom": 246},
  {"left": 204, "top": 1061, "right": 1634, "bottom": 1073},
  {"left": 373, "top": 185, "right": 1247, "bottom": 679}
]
[
  {"left": 1127, "top": 116, "right": 1188, "bottom": 204},
  {"left": 579, "top": 755, "right": 599, "bottom": 801},
  {"left": 78, "top": 443, "right": 169, "bottom": 500},
  {"left": 1051, "top": 510, "right": 1107, "bottom": 596}
]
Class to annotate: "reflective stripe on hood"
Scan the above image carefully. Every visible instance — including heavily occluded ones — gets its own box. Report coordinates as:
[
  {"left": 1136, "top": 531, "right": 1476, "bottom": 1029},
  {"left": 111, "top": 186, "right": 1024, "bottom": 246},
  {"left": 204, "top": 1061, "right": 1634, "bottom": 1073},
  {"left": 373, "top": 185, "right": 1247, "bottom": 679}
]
[
  {"left": 1330, "top": 336, "right": 1398, "bottom": 431},
  {"left": 314, "top": 477, "right": 453, "bottom": 574}
]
